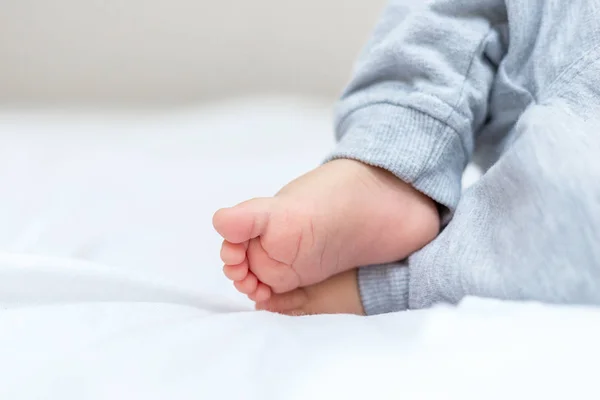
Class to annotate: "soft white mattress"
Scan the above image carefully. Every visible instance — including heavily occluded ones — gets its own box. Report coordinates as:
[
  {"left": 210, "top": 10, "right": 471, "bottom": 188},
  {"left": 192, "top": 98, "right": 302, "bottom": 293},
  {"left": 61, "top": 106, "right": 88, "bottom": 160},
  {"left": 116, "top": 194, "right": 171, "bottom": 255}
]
[{"left": 0, "top": 97, "right": 597, "bottom": 399}]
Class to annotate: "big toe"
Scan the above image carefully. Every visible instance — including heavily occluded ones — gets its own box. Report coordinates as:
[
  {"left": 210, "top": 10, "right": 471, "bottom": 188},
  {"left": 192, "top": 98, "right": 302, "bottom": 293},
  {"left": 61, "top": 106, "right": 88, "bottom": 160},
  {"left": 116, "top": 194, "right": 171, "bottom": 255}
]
[{"left": 212, "top": 197, "right": 274, "bottom": 243}]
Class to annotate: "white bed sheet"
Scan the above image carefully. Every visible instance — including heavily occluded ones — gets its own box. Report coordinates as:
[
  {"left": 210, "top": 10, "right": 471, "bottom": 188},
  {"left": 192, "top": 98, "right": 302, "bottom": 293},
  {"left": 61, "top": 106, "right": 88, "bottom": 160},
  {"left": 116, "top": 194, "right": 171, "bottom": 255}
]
[{"left": 0, "top": 97, "right": 597, "bottom": 399}]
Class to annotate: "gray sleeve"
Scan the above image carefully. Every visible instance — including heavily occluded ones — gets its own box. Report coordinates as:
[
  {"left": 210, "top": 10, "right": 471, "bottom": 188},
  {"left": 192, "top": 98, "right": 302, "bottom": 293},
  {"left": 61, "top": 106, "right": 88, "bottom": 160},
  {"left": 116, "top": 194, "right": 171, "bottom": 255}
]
[
  {"left": 330, "top": 0, "right": 508, "bottom": 315},
  {"left": 326, "top": 0, "right": 507, "bottom": 211},
  {"left": 358, "top": 261, "right": 410, "bottom": 315}
]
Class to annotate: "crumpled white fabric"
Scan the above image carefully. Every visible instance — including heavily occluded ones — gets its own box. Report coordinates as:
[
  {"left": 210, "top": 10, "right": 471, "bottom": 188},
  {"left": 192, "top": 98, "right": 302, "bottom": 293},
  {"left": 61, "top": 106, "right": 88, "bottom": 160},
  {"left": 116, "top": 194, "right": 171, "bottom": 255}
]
[{"left": 0, "top": 98, "right": 590, "bottom": 400}]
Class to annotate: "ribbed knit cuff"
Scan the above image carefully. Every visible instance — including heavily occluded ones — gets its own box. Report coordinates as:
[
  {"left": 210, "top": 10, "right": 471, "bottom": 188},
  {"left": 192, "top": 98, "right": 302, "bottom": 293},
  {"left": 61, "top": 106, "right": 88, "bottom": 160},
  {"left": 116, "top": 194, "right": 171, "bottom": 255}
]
[
  {"left": 358, "top": 262, "right": 410, "bottom": 315},
  {"left": 325, "top": 103, "right": 466, "bottom": 212}
]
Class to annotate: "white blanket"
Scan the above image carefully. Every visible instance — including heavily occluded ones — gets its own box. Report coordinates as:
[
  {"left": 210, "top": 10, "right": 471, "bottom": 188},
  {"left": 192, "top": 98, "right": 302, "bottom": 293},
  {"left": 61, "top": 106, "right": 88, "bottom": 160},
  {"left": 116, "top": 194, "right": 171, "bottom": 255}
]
[{"left": 0, "top": 97, "right": 596, "bottom": 399}]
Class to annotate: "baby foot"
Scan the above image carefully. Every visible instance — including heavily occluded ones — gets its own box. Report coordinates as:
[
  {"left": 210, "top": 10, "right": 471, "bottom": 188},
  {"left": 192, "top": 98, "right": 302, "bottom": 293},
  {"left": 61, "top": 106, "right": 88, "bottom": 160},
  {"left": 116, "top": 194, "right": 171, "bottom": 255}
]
[
  {"left": 213, "top": 159, "right": 439, "bottom": 302},
  {"left": 255, "top": 269, "right": 365, "bottom": 316}
]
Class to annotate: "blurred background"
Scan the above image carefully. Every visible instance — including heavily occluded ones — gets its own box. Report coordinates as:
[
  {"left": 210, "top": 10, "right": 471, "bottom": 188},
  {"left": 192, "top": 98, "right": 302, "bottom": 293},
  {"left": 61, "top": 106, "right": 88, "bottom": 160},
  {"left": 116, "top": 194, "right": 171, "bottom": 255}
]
[
  {"left": 0, "top": 0, "right": 479, "bottom": 308},
  {"left": 0, "top": 0, "right": 391, "bottom": 302},
  {"left": 1, "top": 0, "right": 387, "bottom": 107}
]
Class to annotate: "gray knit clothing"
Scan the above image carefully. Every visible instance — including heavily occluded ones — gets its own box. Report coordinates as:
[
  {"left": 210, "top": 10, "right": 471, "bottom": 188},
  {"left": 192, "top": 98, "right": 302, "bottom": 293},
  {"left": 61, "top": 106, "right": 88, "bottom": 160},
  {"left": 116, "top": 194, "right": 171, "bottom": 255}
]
[{"left": 326, "top": 0, "right": 600, "bottom": 314}]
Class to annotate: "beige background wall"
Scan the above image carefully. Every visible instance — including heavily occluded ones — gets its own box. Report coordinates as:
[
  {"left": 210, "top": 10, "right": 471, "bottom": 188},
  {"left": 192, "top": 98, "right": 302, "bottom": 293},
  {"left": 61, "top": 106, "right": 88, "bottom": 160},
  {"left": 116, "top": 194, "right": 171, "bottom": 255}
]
[{"left": 0, "top": 0, "right": 387, "bottom": 106}]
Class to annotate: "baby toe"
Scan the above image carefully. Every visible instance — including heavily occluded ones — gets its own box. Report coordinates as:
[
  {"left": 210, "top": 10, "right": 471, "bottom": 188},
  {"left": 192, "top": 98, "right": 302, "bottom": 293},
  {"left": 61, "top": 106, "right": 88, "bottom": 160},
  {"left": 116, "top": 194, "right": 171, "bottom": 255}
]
[
  {"left": 212, "top": 198, "right": 273, "bottom": 244},
  {"left": 251, "top": 283, "right": 272, "bottom": 303},
  {"left": 223, "top": 261, "right": 249, "bottom": 281},
  {"left": 220, "top": 241, "right": 247, "bottom": 265},
  {"left": 234, "top": 271, "right": 259, "bottom": 295}
]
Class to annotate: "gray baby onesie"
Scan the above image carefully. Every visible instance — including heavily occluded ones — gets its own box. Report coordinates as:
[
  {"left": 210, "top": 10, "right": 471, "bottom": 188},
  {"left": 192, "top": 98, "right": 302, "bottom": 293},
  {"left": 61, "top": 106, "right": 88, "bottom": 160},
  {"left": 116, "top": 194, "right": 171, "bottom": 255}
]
[{"left": 326, "top": 0, "right": 600, "bottom": 314}]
